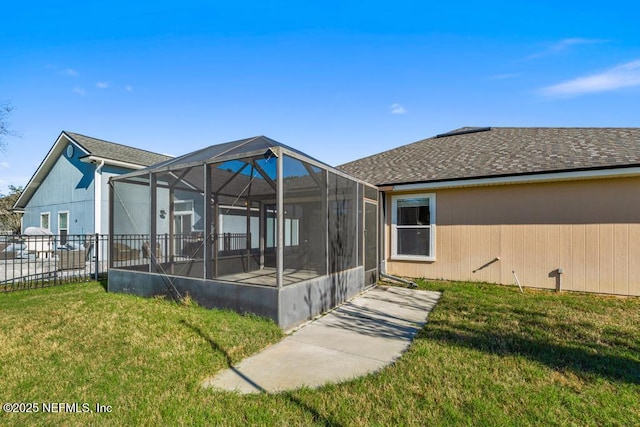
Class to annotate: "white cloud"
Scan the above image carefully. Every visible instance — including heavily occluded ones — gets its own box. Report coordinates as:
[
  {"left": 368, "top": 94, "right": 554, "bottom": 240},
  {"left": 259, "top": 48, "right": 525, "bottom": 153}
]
[
  {"left": 96, "top": 81, "right": 109, "bottom": 89},
  {"left": 551, "top": 38, "right": 605, "bottom": 50},
  {"left": 73, "top": 87, "right": 86, "bottom": 96},
  {"left": 389, "top": 103, "right": 407, "bottom": 114},
  {"left": 0, "top": 161, "right": 9, "bottom": 168},
  {"left": 124, "top": 85, "right": 134, "bottom": 92},
  {"left": 60, "top": 68, "right": 79, "bottom": 77},
  {"left": 527, "top": 38, "right": 607, "bottom": 59},
  {"left": 541, "top": 59, "right": 640, "bottom": 96}
]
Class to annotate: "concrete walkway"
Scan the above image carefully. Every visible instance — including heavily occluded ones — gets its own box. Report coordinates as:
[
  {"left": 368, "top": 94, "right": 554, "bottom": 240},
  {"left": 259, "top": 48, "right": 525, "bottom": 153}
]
[{"left": 202, "top": 285, "right": 441, "bottom": 394}]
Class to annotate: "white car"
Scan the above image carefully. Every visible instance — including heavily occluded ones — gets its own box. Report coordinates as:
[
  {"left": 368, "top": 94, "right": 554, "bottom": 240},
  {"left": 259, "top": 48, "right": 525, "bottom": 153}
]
[{"left": 1, "top": 242, "right": 31, "bottom": 259}]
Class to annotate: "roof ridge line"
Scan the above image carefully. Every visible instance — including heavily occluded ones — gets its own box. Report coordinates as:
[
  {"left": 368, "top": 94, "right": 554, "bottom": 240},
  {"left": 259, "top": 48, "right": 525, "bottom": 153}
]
[
  {"left": 63, "top": 131, "right": 172, "bottom": 158},
  {"left": 209, "top": 135, "right": 262, "bottom": 161}
]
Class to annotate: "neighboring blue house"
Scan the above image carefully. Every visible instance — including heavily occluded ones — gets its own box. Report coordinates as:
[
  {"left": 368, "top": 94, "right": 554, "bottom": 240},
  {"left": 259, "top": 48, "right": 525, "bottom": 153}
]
[{"left": 13, "top": 131, "right": 171, "bottom": 238}]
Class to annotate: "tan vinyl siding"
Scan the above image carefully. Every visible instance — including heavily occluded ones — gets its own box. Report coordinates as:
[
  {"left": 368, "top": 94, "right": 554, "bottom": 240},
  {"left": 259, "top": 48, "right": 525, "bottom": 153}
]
[{"left": 385, "top": 175, "right": 640, "bottom": 296}]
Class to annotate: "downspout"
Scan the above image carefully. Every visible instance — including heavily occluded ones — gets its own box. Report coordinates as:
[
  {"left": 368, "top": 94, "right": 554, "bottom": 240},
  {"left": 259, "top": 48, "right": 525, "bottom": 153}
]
[
  {"left": 379, "top": 191, "right": 386, "bottom": 275},
  {"left": 380, "top": 272, "right": 418, "bottom": 288},
  {"left": 94, "top": 160, "right": 105, "bottom": 235},
  {"left": 93, "top": 160, "right": 105, "bottom": 267}
]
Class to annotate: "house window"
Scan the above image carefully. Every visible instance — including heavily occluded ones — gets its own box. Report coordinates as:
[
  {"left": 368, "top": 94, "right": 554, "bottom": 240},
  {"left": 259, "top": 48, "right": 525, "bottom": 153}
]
[
  {"left": 174, "top": 200, "right": 193, "bottom": 214},
  {"left": 265, "top": 207, "right": 300, "bottom": 248},
  {"left": 40, "top": 212, "right": 50, "bottom": 230},
  {"left": 173, "top": 200, "right": 193, "bottom": 235},
  {"left": 391, "top": 193, "right": 435, "bottom": 261},
  {"left": 58, "top": 211, "right": 69, "bottom": 245},
  {"left": 284, "top": 218, "right": 300, "bottom": 246}
]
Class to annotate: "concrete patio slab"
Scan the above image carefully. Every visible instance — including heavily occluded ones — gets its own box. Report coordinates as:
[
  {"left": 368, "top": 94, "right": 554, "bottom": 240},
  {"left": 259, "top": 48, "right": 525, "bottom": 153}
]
[{"left": 202, "top": 285, "right": 441, "bottom": 394}]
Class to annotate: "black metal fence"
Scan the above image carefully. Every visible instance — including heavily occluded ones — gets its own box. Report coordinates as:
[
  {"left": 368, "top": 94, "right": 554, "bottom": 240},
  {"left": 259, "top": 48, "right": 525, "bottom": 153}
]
[
  {"left": 1, "top": 232, "right": 253, "bottom": 292},
  {"left": 111, "top": 233, "right": 251, "bottom": 268},
  {"left": 1, "top": 234, "right": 108, "bottom": 292}
]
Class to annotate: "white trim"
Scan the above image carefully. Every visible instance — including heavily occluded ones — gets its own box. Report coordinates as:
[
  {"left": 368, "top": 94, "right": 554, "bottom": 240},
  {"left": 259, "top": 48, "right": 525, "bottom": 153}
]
[
  {"left": 40, "top": 212, "right": 51, "bottom": 230},
  {"left": 390, "top": 193, "right": 436, "bottom": 261},
  {"left": 392, "top": 167, "right": 640, "bottom": 192}
]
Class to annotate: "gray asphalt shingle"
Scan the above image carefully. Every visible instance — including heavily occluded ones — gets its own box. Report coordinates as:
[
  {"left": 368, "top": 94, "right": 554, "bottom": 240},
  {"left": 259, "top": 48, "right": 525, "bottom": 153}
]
[
  {"left": 65, "top": 131, "right": 172, "bottom": 167},
  {"left": 338, "top": 127, "right": 640, "bottom": 186}
]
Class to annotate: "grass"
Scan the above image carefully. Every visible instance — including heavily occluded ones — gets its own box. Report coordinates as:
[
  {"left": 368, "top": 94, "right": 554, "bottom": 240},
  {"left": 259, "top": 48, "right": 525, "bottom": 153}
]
[{"left": 1, "top": 280, "right": 639, "bottom": 426}]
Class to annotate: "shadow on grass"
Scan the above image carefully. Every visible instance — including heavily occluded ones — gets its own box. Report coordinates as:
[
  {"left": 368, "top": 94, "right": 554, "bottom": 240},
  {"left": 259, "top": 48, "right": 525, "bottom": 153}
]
[
  {"left": 98, "top": 278, "right": 108, "bottom": 291},
  {"left": 180, "top": 319, "right": 342, "bottom": 426},
  {"left": 427, "top": 321, "right": 640, "bottom": 385},
  {"left": 281, "top": 392, "right": 343, "bottom": 427},
  {"left": 180, "top": 319, "right": 265, "bottom": 392}
]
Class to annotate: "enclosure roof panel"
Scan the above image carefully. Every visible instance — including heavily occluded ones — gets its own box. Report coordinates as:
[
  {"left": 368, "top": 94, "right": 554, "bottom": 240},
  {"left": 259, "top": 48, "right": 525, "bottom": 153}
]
[{"left": 141, "top": 136, "right": 329, "bottom": 172}]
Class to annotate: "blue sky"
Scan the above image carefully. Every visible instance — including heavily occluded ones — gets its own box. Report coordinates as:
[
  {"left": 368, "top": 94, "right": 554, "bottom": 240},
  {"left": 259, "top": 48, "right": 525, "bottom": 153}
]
[{"left": 1, "top": 1, "right": 639, "bottom": 194}]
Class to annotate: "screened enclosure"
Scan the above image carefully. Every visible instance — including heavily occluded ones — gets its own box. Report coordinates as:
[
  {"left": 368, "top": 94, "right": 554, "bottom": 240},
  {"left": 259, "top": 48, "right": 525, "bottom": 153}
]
[{"left": 108, "top": 136, "right": 378, "bottom": 329}]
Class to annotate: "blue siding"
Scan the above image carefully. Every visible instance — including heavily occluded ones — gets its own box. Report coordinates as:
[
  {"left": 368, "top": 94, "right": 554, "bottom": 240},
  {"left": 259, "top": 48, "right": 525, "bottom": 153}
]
[{"left": 22, "top": 144, "right": 96, "bottom": 234}]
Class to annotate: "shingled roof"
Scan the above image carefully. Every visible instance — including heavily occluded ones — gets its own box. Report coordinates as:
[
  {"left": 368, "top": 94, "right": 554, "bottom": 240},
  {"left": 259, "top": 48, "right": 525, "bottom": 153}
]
[
  {"left": 14, "top": 131, "right": 172, "bottom": 210},
  {"left": 338, "top": 127, "right": 640, "bottom": 186},
  {"left": 65, "top": 131, "right": 171, "bottom": 167}
]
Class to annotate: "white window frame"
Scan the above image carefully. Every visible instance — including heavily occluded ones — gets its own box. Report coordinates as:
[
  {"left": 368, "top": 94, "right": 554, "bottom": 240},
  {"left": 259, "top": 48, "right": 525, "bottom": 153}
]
[
  {"left": 58, "top": 211, "right": 69, "bottom": 232},
  {"left": 390, "top": 193, "right": 436, "bottom": 261},
  {"left": 173, "top": 200, "right": 194, "bottom": 218},
  {"left": 40, "top": 212, "right": 50, "bottom": 230},
  {"left": 173, "top": 200, "right": 194, "bottom": 233},
  {"left": 284, "top": 217, "right": 300, "bottom": 247},
  {"left": 58, "top": 211, "right": 70, "bottom": 245}
]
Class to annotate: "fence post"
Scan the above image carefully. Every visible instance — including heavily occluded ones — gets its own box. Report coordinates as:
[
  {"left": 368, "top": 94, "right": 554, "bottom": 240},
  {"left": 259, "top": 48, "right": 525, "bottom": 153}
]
[
  {"left": 164, "top": 233, "right": 168, "bottom": 264},
  {"left": 94, "top": 233, "right": 99, "bottom": 281}
]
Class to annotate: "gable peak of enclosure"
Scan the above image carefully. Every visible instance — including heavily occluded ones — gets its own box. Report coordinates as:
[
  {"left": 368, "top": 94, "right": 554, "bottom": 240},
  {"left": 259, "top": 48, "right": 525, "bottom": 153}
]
[
  {"left": 133, "top": 135, "right": 330, "bottom": 174},
  {"left": 108, "top": 135, "right": 379, "bottom": 331}
]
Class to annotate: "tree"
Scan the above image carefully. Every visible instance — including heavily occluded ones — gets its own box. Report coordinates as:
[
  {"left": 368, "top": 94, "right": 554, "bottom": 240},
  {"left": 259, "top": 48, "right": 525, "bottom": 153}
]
[
  {"left": 0, "top": 185, "right": 23, "bottom": 234},
  {"left": 0, "top": 101, "right": 15, "bottom": 153}
]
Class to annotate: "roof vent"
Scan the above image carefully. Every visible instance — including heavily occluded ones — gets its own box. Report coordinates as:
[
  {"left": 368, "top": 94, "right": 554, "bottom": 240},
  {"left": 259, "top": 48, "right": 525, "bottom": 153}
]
[{"left": 435, "top": 127, "right": 491, "bottom": 138}]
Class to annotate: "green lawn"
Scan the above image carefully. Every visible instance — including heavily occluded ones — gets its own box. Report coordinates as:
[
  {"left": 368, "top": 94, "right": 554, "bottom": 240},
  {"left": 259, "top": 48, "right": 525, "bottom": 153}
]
[{"left": 1, "top": 280, "right": 638, "bottom": 426}]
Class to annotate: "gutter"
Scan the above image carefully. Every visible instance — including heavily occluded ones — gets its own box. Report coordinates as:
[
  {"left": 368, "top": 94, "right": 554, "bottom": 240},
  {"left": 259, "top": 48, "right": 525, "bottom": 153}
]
[
  {"left": 81, "top": 155, "right": 147, "bottom": 170},
  {"left": 96, "top": 159, "right": 105, "bottom": 174},
  {"left": 388, "top": 166, "right": 640, "bottom": 192},
  {"left": 95, "top": 159, "right": 105, "bottom": 174}
]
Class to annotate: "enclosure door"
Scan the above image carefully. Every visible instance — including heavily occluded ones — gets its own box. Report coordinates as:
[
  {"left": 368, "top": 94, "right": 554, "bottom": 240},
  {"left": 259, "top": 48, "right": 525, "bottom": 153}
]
[{"left": 364, "top": 200, "right": 378, "bottom": 283}]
